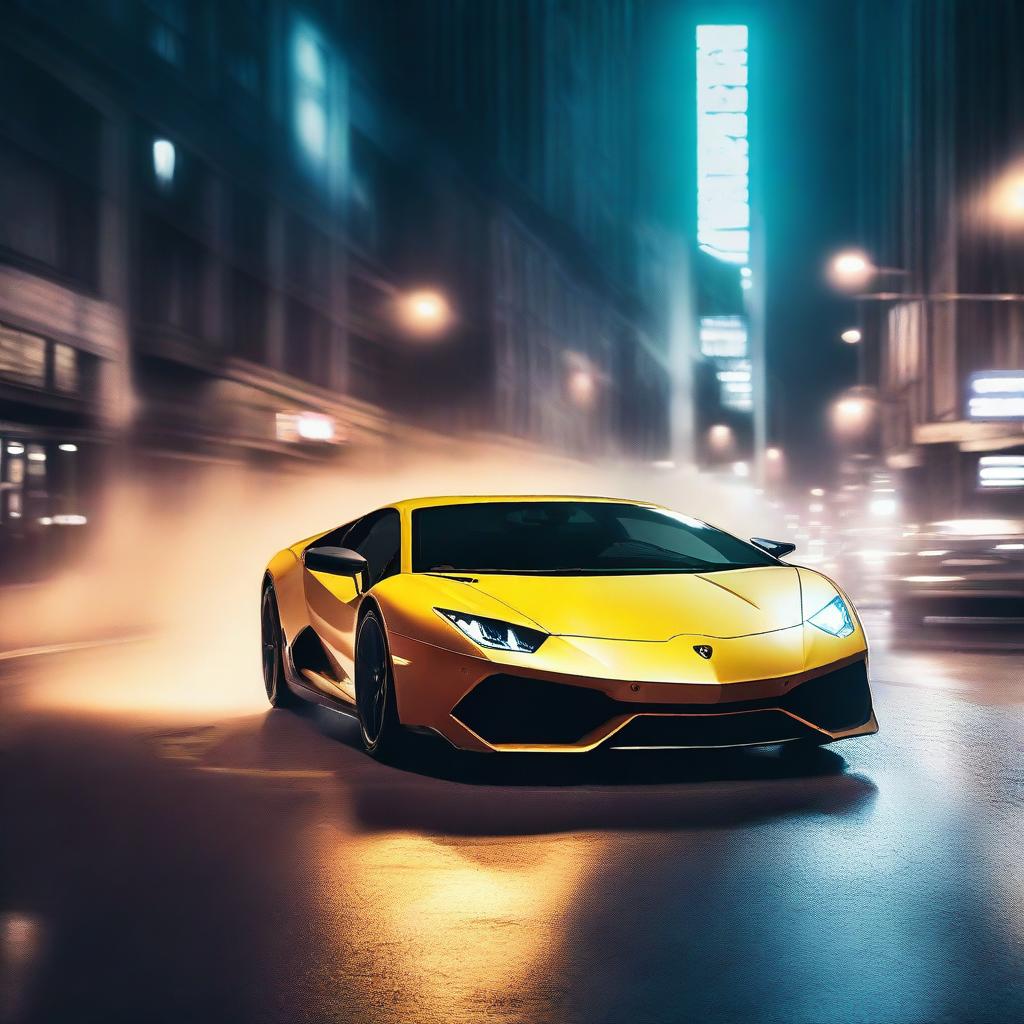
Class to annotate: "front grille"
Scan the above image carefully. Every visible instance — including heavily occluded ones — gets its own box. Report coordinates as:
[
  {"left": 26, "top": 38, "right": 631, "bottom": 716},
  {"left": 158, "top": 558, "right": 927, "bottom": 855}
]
[
  {"left": 782, "top": 661, "right": 872, "bottom": 732},
  {"left": 452, "top": 660, "right": 872, "bottom": 747},
  {"left": 452, "top": 675, "right": 619, "bottom": 744},
  {"left": 609, "top": 710, "right": 818, "bottom": 749}
]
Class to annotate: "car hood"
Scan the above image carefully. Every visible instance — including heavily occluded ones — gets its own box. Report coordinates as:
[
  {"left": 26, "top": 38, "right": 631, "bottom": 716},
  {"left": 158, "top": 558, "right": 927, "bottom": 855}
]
[{"left": 463, "top": 565, "right": 804, "bottom": 641}]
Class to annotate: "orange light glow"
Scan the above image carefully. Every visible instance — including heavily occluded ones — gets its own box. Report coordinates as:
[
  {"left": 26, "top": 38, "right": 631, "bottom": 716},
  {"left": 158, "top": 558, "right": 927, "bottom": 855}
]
[
  {"left": 397, "top": 289, "right": 452, "bottom": 336},
  {"left": 828, "top": 250, "right": 874, "bottom": 290}
]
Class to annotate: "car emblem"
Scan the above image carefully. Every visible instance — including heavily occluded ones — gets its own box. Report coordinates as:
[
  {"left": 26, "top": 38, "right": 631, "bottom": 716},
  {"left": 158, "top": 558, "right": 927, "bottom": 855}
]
[{"left": 693, "top": 644, "right": 713, "bottom": 660}]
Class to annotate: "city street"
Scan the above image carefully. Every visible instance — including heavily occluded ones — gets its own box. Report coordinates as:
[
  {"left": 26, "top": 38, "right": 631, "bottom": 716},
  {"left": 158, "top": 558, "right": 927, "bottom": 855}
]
[
  {"left": 2, "top": 615, "right": 1021, "bottom": 1024},
  {"left": 2, "top": 2, "right": 1023, "bottom": 1022}
]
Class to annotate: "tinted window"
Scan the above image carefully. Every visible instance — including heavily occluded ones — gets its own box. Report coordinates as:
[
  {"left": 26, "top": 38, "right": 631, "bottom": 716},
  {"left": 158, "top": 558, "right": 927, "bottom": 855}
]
[
  {"left": 412, "top": 502, "right": 774, "bottom": 574},
  {"left": 344, "top": 509, "right": 401, "bottom": 587}
]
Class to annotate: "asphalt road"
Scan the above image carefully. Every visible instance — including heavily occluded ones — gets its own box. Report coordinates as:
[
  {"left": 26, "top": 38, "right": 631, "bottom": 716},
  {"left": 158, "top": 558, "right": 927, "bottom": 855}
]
[{"left": 1, "top": 616, "right": 1022, "bottom": 1024}]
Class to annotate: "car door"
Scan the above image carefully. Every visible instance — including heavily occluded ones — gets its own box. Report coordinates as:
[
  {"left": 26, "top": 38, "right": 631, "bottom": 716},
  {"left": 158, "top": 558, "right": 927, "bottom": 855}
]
[{"left": 302, "top": 508, "right": 401, "bottom": 696}]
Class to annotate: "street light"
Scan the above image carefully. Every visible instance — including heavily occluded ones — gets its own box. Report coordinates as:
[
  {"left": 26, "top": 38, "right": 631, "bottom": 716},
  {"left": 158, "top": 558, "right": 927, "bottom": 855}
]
[
  {"left": 828, "top": 250, "right": 873, "bottom": 290},
  {"left": 707, "top": 423, "right": 735, "bottom": 456},
  {"left": 830, "top": 392, "right": 876, "bottom": 442},
  {"left": 396, "top": 289, "right": 452, "bottom": 337},
  {"left": 827, "top": 249, "right": 911, "bottom": 295},
  {"left": 840, "top": 328, "right": 862, "bottom": 344},
  {"left": 567, "top": 368, "right": 597, "bottom": 408},
  {"left": 979, "top": 160, "right": 1024, "bottom": 228}
]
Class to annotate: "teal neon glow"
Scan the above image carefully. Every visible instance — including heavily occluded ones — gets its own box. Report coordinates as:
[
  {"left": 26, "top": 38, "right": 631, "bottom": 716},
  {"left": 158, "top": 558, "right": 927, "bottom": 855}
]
[{"left": 696, "top": 25, "right": 749, "bottom": 266}]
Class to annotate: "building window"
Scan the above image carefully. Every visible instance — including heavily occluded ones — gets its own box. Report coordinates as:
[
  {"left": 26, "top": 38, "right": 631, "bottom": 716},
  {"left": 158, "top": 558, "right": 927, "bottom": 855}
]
[
  {"left": 0, "top": 55, "right": 101, "bottom": 291},
  {"left": 284, "top": 300, "right": 328, "bottom": 383},
  {"left": 139, "top": 215, "right": 203, "bottom": 335},
  {"left": 229, "top": 271, "right": 267, "bottom": 363},
  {"left": 0, "top": 324, "right": 94, "bottom": 398},
  {"left": 222, "top": 0, "right": 265, "bottom": 102},
  {"left": 53, "top": 343, "right": 79, "bottom": 394},
  {"left": 231, "top": 187, "right": 267, "bottom": 268},
  {"left": 0, "top": 324, "right": 47, "bottom": 389},
  {"left": 285, "top": 214, "right": 330, "bottom": 297},
  {"left": 143, "top": 0, "right": 188, "bottom": 67},
  {"left": 291, "top": 19, "right": 330, "bottom": 167}
]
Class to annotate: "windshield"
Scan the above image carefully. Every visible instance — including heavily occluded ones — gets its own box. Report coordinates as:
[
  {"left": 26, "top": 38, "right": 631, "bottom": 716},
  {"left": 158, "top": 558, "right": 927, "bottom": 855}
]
[{"left": 411, "top": 501, "right": 777, "bottom": 575}]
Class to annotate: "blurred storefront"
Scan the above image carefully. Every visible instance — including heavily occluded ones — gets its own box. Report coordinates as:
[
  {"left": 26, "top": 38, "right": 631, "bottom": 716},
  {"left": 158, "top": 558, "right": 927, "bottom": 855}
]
[
  {"left": 855, "top": 0, "right": 1024, "bottom": 524},
  {"left": 0, "top": 1, "right": 697, "bottom": 582}
]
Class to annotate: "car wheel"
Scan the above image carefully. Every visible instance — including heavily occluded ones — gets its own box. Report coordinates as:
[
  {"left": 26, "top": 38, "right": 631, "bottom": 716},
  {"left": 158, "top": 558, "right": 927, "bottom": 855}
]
[
  {"left": 355, "top": 609, "right": 407, "bottom": 760},
  {"left": 261, "top": 584, "right": 296, "bottom": 708}
]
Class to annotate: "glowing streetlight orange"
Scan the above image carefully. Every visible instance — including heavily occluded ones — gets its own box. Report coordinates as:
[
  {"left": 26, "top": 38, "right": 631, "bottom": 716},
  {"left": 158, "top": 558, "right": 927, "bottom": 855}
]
[
  {"left": 567, "top": 368, "right": 597, "bottom": 408},
  {"left": 987, "top": 166, "right": 1024, "bottom": 226},
  {"left": 828, "top": 250, "right": 874, "bottom": 290},
  {"left": 831, "top": 394, "right": 875, "bottom": 439},
  {"left": 708, "top": 423, "right": 735, "bottom": 455},
  {"left": 397, "top": 289, "right": 452, "bottom": 336}
]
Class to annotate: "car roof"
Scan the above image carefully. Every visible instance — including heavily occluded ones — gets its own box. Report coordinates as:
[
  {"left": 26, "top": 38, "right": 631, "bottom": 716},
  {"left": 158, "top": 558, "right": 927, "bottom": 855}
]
[{"left": 388, "top": 495, "right": 662, "bottom": 513}]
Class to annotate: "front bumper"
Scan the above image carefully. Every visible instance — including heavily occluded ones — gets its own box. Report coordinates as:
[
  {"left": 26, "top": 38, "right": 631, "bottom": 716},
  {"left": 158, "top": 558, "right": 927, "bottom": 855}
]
[{"left": 388, "top": 630, "right": 877, "bottom": 752}]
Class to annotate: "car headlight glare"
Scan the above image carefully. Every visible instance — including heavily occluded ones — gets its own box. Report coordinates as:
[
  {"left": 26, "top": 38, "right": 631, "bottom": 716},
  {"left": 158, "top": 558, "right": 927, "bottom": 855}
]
[
  {"left": 807, "top": 595, "right": 855, "bottom": 638},
  {"left": 435, "top": 608, "right": 548, "bottom": 653}
]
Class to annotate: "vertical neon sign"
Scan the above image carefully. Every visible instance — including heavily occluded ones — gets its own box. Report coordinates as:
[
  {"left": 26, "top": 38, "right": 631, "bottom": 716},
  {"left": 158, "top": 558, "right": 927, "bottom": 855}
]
[{"left": 696, "top": 25, "right": 749, "bottom": 267}]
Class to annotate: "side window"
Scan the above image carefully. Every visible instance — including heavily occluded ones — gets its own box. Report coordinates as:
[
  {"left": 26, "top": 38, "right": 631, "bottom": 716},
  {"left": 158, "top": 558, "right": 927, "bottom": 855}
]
[
  {"left": 317, "top": 519, "right": 355, "bottom": 549},
  {"left": 344, "top": 509, "right": 401, "bottom": 587}
]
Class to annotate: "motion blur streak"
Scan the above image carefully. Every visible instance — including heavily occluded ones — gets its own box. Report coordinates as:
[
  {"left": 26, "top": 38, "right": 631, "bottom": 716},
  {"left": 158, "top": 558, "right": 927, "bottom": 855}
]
[{"left": 0, "top": 441, "right": 774, "bottom": 721}]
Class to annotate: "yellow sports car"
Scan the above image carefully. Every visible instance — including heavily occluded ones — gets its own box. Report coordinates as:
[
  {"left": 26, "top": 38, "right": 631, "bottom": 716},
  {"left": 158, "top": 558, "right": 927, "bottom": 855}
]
[{"left": 262, "top": 495, "right": 877, "bottom": 758}]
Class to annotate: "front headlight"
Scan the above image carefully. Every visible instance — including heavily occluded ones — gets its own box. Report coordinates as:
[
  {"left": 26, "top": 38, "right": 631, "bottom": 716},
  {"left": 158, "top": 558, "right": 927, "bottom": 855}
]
[
  {"left": 807, "top": 595, "right": 856, "bottom": 638},
  {"left": 435, "top": 608, "right": 548, "bottom": 653}
]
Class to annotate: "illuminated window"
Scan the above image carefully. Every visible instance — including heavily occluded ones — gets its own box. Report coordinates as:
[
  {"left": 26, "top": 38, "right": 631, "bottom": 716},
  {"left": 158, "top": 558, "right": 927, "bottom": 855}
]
[
  {"left": 153, "top": 138, "right": 176, "bottom": 186},
  {"left": 0, "top": 324, "right": 46, "bottom": 389},
  {"left": 967, "top": 372, "right": 1024, "bottom": 420},
  {"left": 978, "top": 455, "right": 1024, "bottom": 489},
  {"left": 696, "top": 25, "right": 750, "bottom": 266},
  {"left": 292, "top": 24, "right": 329, "bottom": 164},
  {"left": 699, "top": 316, "right": 748, "bottom": 358},
  {"left": 53, "top": 343, "right": 78, "bottom": 394},
  {"left": 144, "top": 0, "right": 187, "bottom": 67}
]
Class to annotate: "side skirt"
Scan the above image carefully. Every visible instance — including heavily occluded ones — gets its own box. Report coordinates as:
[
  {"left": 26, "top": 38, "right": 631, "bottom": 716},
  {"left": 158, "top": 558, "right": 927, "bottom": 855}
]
[{"left": 282, "top": 644, "right": 359, "bottom": 719}]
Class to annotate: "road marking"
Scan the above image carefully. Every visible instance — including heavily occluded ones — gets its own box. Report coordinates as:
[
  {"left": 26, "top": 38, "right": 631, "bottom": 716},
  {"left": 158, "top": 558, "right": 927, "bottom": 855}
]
[
  {"left": 196, "top": 766, "right": 334, "bottom": 779},
  {"left": 0, "top": 635, "right": 147, "bottom": 663}
]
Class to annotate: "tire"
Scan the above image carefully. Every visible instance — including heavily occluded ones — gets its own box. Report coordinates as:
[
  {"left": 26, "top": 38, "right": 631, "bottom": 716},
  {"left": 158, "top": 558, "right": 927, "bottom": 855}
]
[
  {"left": 354, "top": 608, "right": 407, "bottom": 760},
  {"left": 261, "top": 583, "right": 296, "bottom": 708}
]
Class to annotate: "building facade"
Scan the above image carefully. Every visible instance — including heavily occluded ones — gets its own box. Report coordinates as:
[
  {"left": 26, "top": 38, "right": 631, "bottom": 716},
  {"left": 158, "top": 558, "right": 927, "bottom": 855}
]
[
  {"left": 856, "top": 0, "right": 1024, "bottom": 519},
  {"left": 0, "top": 0, "right": 686, "bottom": 581}
]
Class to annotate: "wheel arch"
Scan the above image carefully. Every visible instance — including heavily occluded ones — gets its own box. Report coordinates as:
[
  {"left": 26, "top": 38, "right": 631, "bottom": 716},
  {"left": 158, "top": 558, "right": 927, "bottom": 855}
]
[{"left": 264, "top": 548, "right": 306, "bottom": 645}]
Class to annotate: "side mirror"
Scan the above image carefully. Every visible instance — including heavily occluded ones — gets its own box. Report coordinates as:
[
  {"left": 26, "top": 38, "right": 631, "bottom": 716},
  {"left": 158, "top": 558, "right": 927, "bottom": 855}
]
[
  {"left": 751, "top": 537, "right": 796, "bottom": 559},
  {"left": 304, "top": 545, "right": 368, "bottom": 577}
]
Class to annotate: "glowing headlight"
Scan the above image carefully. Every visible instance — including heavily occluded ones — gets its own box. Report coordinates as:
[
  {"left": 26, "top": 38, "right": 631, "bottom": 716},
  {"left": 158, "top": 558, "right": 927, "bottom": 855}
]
[
  {"left": 807, "top": 595, "right": 855, "bottom": 638},
  {"left": 435, "top": 608, "right": 548, "bottom": 653}
]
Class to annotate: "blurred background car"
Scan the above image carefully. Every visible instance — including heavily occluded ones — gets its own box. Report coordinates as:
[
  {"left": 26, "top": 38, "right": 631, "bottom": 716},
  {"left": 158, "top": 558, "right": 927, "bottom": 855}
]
[{"left": 889, "top": 518, "right": 1024, "bottom": 638}]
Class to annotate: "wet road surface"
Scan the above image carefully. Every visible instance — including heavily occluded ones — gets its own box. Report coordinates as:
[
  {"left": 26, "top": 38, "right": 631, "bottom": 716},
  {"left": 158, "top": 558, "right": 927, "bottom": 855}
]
[{"left": 1, "top": 616, "right": 1022, "bottom": 1024}]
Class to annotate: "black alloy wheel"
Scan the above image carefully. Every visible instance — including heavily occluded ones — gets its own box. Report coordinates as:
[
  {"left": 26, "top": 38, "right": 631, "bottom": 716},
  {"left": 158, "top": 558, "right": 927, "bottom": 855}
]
[
  {"left": 261, "top": 585, "right": 295, "bottom": 708},
  {"left": 354, "top": 609, "right": 406, "bottom": 759}
]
